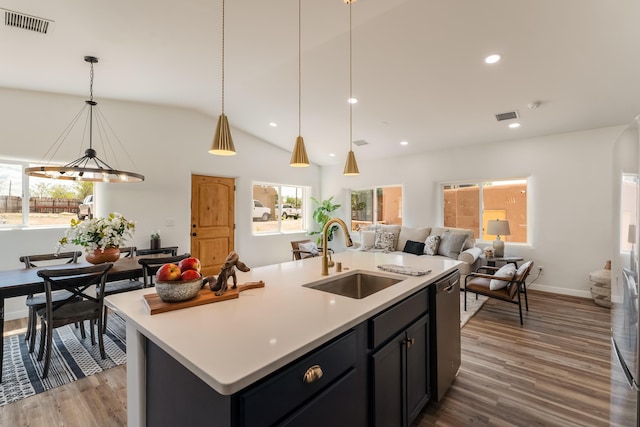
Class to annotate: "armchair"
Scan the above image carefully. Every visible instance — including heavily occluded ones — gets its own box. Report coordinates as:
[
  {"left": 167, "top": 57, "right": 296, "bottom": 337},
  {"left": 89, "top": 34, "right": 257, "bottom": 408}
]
[
  {"left": 291, "top": 240, "right": 332, "bottom": 261},
  {"left": 464, "top": 261, "right": 533, "bottom": 325}
]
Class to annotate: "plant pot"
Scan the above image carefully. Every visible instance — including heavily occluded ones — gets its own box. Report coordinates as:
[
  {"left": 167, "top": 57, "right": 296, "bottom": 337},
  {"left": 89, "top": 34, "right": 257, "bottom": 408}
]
[
  {"left": 150, "top": 238, "right": 161, "bottom": 250},
  {"left": 86, "top": 247, "right": 120, "bottom": 264}
]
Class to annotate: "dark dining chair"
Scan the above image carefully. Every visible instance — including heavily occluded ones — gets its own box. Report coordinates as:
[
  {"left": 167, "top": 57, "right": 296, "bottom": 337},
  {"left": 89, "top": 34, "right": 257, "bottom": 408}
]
[
  {"left": 101, "top": 246, "right": 143, "bottom": 332},
  {"left": 136, "top": 246, "right": 179, "bottom": 256},
  {"left": 19, "top": 251, "right": 83, "bottom": 352},
  {"left": 36, "top": 263, "right": 113, "bottom": 378},
  {"left": 138, "top": 254, "right": 191, "bottom": 288}
]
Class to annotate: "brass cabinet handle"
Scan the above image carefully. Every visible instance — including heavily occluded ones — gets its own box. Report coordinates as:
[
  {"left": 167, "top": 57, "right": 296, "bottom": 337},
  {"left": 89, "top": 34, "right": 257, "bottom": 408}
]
[
  {"left": 303, "top": 365, "right": 323, "bottom": 384},
  {"left": 406, "top": 337, "right": 415, "bottom": 349}
]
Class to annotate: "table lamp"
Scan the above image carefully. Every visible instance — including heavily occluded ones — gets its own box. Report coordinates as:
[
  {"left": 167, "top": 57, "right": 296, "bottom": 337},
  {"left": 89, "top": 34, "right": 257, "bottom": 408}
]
[{"left": 487, "top": 219, "right": 511, "bottom": 257}]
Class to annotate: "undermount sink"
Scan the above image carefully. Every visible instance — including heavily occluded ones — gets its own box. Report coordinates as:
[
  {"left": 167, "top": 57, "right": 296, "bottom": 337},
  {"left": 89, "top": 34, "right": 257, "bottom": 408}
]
[{"left": 303, "top": 271, "right": 403, "bottom": 299}]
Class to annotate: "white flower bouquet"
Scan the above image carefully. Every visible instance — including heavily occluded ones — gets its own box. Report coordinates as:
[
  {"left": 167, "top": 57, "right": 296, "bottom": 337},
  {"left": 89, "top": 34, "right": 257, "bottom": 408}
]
[{"left": 57, "top": 212, "right": 136, "bottom": 253}]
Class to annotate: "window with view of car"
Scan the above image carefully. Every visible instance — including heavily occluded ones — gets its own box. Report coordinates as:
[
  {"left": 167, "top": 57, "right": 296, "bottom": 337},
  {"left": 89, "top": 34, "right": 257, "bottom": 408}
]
[
  {"left": 0, "top": 160, "right": 94, "bottom": 227},
  {"left": 442, "top": 179, "right": 528, "bottom": 243},
  {"left": 350, "top": 186, "right": 403, "bottom": 232},
  {"left": 252, "top": 183, "right": 307, "bottom": 234}
]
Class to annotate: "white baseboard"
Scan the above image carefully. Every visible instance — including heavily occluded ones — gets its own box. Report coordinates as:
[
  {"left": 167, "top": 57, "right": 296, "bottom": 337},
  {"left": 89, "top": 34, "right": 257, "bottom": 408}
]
[
  {"left": 528, "top": 283, "right": 592, "bottom": 299},
  {"left": 5, "top": 308, "right": 28, "bottom": 322}
]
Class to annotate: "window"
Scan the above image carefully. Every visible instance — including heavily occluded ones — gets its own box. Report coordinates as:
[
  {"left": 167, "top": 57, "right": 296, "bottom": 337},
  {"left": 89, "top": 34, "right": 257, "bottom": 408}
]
[
  {"left": 252, "top": 183, "right": 307, "bottom": 234},
  {"left": 350, "top": 186, "right": 403, "bottom": 231},
  {"left": 443, "top": 179, "right": 528, "bottom": 243},
  {"left": 0, "top": 160, "right": 93, "bottom": 227}
]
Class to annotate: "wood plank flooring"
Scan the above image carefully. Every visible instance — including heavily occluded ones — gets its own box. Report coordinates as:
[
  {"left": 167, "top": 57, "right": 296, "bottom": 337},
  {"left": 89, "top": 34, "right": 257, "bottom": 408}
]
[
  {"left": 0, "top": 290, "right": 613, "bottom": 426},
  {"left": 413, "top": 290, "right": 613, "bottom": 427}
]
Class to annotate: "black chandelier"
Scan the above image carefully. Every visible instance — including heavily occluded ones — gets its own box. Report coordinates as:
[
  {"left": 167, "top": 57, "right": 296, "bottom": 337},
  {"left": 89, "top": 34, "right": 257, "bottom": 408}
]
[{"left": 25, "top": 56, "right": 144, "bottom": 183}]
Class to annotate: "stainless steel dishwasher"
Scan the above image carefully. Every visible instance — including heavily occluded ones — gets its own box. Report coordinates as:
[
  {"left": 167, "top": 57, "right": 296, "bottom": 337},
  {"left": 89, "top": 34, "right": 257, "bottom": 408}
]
[{"left": 430, "top": 269, "right": 461, "bottom": 401}]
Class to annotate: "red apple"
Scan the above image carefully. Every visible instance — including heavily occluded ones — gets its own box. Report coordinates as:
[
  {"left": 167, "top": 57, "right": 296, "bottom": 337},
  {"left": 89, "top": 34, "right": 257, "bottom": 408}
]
[
  {"left": 180, "top": 269, "right": 201, "bottom": 281},
  {"left": 179, "top": 257, "right": 201, "bottom": 273},
  {"left": 156, "top": 263, "right": 182, "bottom": 281}
]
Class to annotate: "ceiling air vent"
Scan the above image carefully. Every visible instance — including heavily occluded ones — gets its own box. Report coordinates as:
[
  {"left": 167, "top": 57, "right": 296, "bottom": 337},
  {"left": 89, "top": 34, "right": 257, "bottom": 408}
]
[
  {"left": 495, "top": 110, "right": 519, "bottom": 122},
  {"left": 353, "top": 139, "right": 368, "bottom": 147},
  {"left": 3, "top": 9, "right": 54, "bottom": 34}
]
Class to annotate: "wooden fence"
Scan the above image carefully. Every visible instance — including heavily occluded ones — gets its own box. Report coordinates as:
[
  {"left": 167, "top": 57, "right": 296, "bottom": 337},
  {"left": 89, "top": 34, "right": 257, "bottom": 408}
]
[{"left": 0, "top": 196, "right": 82, "bottom": 214}]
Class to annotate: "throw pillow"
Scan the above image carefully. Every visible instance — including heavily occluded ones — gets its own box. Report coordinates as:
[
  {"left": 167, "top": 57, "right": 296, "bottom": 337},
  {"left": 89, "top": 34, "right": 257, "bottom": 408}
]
[
  {"left": 489, "top": 263, "right": 517, "bottom": 290},
  {"left": 374, "top": 231, "right": 396, "bottom": 252},
  {"left": 359, "top": 230, "right": 376, "bottom": 250},
  {"left": 437, "top": 231, "right": 468, "bottom": 258},
  {"left": 298, "top": 242, "right": 319, "bottom": 256},
  {"left": 403, "top": 240, "right": 425, "bottom": 255},
  {"left": 397, "top": 227, "right": 431, "bottom": 254},
  {"left": 424, "top": 235, "right": 440, "bottom": 255},
  {"left": 378, "top": 224, "right": 402, "bottom": 251}
]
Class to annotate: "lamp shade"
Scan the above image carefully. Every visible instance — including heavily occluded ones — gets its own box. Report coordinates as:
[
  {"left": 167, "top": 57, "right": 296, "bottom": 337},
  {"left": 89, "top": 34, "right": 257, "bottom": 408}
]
[
  {"left": 343, "top": 150, "right": 359, "bottom": 176},
  {"left": 487, "top": 219, "right": 511, "bottom": 236},
  {"left": 290, "top": 136, "right": 309, "bottom": 167},
  {"left": 629, "top": 224, "right": 637, "bottom": 244},
  {"left": 209, "top": 114, "right": 236, "bottom": 155}
]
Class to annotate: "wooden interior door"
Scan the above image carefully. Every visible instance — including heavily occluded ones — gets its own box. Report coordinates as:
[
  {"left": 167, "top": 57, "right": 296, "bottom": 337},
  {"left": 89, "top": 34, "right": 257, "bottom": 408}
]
[{"left": 190, "top": 175, "right": 235, "bottom": 277}]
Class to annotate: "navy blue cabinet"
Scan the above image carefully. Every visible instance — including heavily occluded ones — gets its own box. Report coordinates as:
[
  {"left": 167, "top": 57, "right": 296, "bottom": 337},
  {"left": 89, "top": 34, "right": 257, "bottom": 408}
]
[{"left": 371, "top": 314, "right": 429, "bottom": 427}]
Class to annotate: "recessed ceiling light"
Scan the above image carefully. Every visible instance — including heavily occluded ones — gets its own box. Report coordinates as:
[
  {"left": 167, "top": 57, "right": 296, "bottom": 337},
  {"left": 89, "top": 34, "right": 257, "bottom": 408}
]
[
  {"left": 347, "top": 97, "right": 358, "bottom": 104},
  {"left": 329, "top": 153, "right": 336, "bottom": 157},
  {"left": 484, "top": 54, "right": 502, "bottom": 64},
  {"left": 269, "top": 122, "right": 277, "bottom": 127},
  {"left": 509, "top": 122, "right": 521, "bottom": 128},
  {"left": 400, "top": 141, "right": 409, "bottom": 146}
]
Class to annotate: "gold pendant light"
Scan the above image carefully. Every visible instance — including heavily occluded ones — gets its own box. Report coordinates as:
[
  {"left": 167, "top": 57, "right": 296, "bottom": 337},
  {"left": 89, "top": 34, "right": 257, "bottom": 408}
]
[
  {"left": 343, "top": 0, "right": 359, "bottom": 176},
  {"left": 25, "top": 56, "right": 144, "bottom": 183},
  {"left": 209, "top": 0, "right": 236, "bottom": 156},
  {"left": 290, "top": 0, "right": 310, "bottom": 167}
]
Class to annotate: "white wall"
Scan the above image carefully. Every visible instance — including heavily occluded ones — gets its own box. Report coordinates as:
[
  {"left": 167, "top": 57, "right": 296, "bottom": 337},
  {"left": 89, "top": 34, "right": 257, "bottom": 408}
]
[
  {"left": 0, "top": 87, "right": 321, "bottom": 319},
  {"left": 321, "top": 126, "right": 622, "bottom": 297}
]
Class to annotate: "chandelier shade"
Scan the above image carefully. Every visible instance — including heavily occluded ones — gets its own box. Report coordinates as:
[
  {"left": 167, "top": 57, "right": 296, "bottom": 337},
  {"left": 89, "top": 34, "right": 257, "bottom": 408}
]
[{"left": 25, "top": 56, "right": 144, "bottom": 183}]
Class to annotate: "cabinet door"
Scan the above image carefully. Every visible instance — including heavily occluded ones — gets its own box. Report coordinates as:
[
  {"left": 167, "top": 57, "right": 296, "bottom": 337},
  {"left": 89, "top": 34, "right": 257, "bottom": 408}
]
[
  {"left": 405, "top": 315, "right": 429, "bottom": 425},
  {"left": 280, "top": 369, "right": 364, "bottom": 427},
  {"left": 371, "top": 333, "right": 405, "bottom": 427}
]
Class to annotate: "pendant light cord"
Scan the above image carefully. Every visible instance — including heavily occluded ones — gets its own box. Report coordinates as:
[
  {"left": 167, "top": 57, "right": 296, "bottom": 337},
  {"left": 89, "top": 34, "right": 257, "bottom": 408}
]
[
  {"left": 221, "top": 0, "right": 225, "bottom": 115},
  {"left": 349, "top": 1, "right": 353, "bottom": 151},
  {"left": 89, "top": 61, "right": 94, "bottom": 103},
  {"left": 298, "top": 0, "right": 302, "bottom": 137},
  {"left": 88, "top": 58, "right": 94, "bottom": 150}
]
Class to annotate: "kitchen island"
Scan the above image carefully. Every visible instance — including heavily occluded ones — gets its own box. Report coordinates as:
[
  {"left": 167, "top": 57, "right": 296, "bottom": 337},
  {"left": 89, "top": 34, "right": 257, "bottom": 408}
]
[{"left": 105, "top": 250, "right": 461, "bottom": 427}]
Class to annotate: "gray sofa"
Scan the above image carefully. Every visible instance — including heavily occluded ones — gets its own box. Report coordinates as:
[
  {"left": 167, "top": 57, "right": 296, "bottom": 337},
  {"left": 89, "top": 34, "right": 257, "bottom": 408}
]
[{"left": 354, "top": 224, "right": 483, "bottom": 275}]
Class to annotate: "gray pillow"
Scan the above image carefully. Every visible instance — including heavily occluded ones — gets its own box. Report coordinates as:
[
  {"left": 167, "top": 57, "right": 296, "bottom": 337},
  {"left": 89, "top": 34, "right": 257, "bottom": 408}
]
[{"left": 437, "top": 231, "right": 468, "bottom": 258}]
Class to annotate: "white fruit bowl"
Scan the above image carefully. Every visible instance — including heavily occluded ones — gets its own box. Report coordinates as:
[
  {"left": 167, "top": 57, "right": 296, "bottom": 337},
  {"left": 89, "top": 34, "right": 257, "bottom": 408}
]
[{"left": 155, "top": 277, "right": 203, "bottom": 302}]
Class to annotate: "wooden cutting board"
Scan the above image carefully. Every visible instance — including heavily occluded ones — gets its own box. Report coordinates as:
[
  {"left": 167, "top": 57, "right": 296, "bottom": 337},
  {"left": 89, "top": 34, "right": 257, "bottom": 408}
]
[{"left": 142, "top": 281, "right": 265, "bottom": 315}]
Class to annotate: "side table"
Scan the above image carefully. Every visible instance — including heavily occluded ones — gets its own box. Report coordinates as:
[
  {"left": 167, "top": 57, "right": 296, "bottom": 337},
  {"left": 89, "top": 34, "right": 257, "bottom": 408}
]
[{"left": 485, "top": 256, "right": 523, "bottom": 268}]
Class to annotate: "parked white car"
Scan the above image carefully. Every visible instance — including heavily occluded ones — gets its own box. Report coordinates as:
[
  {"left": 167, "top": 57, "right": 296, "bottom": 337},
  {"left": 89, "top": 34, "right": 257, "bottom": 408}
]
[
  {"left": 275, "top": 203, "right": 301, "bottom": 219},
  {"left": 252, "top": 200, "right": 271, "bottom": 221},
  {"left": 77, "top": 195, "right": 94, "bottom": 220}
]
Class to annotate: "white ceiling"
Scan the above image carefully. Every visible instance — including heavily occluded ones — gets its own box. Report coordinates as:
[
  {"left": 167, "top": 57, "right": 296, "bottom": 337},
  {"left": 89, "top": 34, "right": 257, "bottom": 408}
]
[{"left": 2, "top": 0, "right": 640, "bottom": 166}]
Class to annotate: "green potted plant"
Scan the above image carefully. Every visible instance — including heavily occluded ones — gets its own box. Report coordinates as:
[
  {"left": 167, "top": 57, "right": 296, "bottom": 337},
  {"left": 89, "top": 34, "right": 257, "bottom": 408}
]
[{"left": 309, "top": 196, "right": 341, "bottom": 245}]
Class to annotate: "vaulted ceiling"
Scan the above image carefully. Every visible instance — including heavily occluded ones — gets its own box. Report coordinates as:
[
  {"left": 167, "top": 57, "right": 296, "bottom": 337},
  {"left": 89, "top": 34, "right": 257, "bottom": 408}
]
[{"left": 2, "top": 0, "right": 639, "bottom": 165}]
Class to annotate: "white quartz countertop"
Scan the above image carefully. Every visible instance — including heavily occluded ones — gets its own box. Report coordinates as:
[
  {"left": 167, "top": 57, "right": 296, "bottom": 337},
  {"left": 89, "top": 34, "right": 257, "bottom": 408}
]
[{"left": 105, "top": 251, "right": 460, "bottom": 395}]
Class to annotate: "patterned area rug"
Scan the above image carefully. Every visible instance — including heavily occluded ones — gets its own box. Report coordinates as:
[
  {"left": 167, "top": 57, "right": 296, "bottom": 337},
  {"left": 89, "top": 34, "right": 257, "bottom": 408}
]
[
  {"left": 0, "top": 313, "right": 126, "bottom": 406},
  {"left": 461, "top": 292, "right": 489, "bottom": 328}
]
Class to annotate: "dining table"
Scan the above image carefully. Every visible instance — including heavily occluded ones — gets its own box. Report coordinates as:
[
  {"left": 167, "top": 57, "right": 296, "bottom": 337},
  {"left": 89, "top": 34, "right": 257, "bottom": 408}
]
[{"left": 0, "top": 254, "right": 161, "bottom": 382}]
